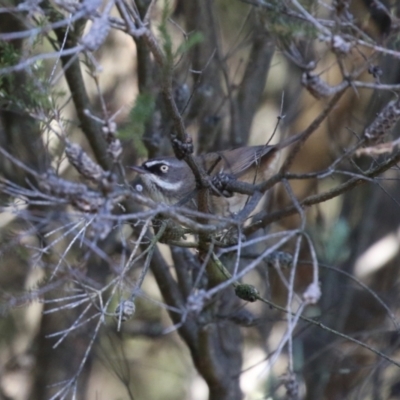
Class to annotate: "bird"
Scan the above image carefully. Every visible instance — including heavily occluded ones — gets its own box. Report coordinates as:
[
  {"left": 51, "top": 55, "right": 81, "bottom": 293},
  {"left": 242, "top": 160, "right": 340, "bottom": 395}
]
[{"left": 130, "top": 134, "right": 300, "bottom": 216}]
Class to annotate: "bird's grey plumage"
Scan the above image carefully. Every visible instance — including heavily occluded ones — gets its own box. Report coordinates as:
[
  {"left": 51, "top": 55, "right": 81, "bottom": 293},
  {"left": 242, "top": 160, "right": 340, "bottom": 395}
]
[
  {"left": 131, "top": 133, "right": 304, "bottom": 215},
  {"left": 131, "top": 144, "right": 281, "bottom": 215}
]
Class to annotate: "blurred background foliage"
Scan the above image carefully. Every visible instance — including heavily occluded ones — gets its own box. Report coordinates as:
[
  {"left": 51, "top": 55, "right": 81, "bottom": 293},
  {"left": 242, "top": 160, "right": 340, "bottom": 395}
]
[{"left": 1, "top": 0, "right": 400, "bottom": 399}]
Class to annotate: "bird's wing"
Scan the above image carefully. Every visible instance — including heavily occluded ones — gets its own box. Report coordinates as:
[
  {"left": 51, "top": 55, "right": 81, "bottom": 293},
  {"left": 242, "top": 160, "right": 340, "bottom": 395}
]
[{"left": 214, "top": 145, "right": 277, "bottom": 177}]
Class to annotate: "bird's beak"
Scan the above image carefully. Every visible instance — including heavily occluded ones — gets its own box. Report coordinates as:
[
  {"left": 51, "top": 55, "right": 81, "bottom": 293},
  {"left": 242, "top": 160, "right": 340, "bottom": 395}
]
[{"left": 129, "top": 165, "right": 148, "bottom": 174}]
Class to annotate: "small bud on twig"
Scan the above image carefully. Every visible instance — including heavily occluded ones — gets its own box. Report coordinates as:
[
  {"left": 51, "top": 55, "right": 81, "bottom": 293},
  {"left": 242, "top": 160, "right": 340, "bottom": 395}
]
[{"left": 115, "top": 300, "right": 136, "bottom": 322}]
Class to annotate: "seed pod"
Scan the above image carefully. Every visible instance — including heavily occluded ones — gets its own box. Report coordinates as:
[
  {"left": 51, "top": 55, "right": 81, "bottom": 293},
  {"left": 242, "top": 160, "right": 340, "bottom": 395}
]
[{"left": 115, "top": 300, "right": 136, "bottom": 322}]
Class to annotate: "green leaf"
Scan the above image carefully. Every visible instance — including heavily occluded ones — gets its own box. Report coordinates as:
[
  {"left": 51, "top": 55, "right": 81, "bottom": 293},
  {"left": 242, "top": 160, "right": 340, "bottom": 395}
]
[
  {"left": 323, "top": 218, "right": 351, "bottom": 264},
  {"left": 118, "top": 93, "right": 155, "bottom": 157},
  {"left": 175, "top": 32, "right": 204, "bottom": 57}
]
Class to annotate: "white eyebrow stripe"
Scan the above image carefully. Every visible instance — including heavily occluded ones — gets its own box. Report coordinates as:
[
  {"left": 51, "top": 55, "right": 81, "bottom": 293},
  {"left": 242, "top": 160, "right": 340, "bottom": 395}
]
[
  {"left": 145, "top": 160, "right": 170, "bottom": 168},
  {"left": 148, "top": 175, "right": 183, "bottom": 191}
]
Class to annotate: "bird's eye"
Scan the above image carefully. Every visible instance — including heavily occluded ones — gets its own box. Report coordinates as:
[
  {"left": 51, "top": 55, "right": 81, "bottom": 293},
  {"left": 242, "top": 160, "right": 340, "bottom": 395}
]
[{"left": 160, "top": 165, "right": 169, "bottom": 173}]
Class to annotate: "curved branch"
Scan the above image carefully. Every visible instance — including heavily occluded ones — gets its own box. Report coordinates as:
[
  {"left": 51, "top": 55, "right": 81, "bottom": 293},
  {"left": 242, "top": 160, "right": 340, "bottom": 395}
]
[
  {"left": 47, "top": 7, "right": 112, "bottom": 171},
  {"left": 245, "top": 149, "right": 400, "bottom": 234}
]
